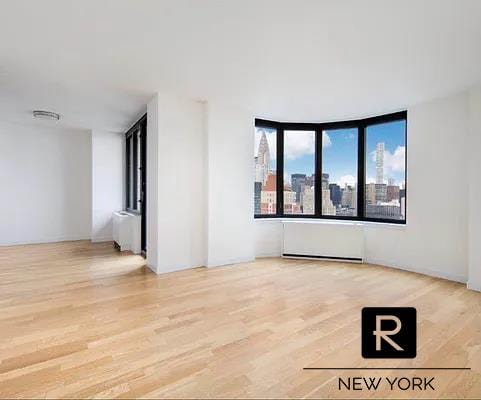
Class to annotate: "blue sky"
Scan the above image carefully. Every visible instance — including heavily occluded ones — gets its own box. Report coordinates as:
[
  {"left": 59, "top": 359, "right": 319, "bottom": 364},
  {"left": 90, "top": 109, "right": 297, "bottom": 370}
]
[
  {"left": 365, "top": 120, "right": 406, "bottom": 186},
  {"left": 322, "top": 128, "right": 357, "bottom": 186},
  {"left": 255, "top": 120, "right": 406, "bottom": 187}
]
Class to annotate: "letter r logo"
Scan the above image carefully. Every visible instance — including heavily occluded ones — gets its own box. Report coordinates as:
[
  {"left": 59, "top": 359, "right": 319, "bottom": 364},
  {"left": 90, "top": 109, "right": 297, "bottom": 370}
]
[
  {"left": 362, "top": 307, "right": 416, "bottom": 358},
  {"left": 374, "top": 315, "right": 403, "bottom": 351}
]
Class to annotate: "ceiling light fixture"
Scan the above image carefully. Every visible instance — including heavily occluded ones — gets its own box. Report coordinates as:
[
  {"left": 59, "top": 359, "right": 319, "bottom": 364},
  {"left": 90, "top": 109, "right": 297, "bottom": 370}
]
[{"left": 33, "top": 110, "right": 60, "bottom": 121}]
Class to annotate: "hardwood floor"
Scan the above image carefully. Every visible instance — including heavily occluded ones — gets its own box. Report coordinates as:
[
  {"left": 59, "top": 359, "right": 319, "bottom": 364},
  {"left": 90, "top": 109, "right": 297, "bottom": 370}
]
[{"left": 0, "top": 240, "right": 480, "bottom": 399}]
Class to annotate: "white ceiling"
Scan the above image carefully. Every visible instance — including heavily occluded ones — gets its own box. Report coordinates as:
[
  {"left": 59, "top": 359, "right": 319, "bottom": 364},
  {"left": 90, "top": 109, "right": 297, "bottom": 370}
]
[{"left": 1, "top": 0, "right": 481, "bottom": 132}]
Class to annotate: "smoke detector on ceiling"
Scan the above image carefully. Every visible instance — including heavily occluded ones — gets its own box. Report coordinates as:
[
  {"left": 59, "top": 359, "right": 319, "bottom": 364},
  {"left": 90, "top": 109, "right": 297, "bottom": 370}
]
[{"left": 33, "top": 110, "right": 60, "bottom": 121}]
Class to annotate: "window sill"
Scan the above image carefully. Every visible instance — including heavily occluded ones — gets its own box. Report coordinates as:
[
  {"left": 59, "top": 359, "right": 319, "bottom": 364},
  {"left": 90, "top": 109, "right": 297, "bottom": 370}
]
[{"left": 254, "top": 218, "right": 407, "bottom": 229}]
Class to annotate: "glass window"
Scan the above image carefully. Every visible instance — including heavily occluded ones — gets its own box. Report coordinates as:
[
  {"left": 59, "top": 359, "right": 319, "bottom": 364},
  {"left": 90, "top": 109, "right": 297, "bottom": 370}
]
[
  {"left": 254, "top": 126, "right": 277, "bottom": 215},
  {"left": 322, "top": 128, "right": 358, "bottom": 217},
  {"left": 283, "top": 130, "right": 315, "bottom": 215},
  {"left": 253, "top": 112, "right": 406, "bottom": 224},
  {"left": 136, "top": 129, "right": 142, "bottom": 210},
  {"left": 365, "top": 120, "right": 406, "bottom": 221},
  {"left": 126, "top": 135, "right": 134, "bottom": 210},
  {"left": 125, "top": 122, "right": 146, "bottom": 212}
]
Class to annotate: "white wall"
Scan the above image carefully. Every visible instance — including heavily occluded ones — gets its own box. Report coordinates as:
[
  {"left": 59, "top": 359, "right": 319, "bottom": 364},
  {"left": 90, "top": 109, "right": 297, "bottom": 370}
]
[
  {"left": 468, "top": 87, "right": 481, "bottom": 291},
  {"left": 364, "top": 93, "right": 469, "bottom": 283},
  {"left": 255, "top": 92, "right": 472, "bottom": 284},
  {"left": 206, "top": 101, "right": 255, "bottom": 267},
  {"left": 146, "top": 95, "right": 160, "bottom": 272},
  {"left": 147, "top": 94, "right": 206, "bottom": 273},
  {"left": 91, "top": 130, "right": 123, "bottom": 242},
  {"left": 0, "top": 121, "right": 91, "bottom": 245},
  {"left": 146, "top": 95, "right": 254, "bottom": 272},
  {"left": 254, "top": 220, "right": 283, "bottom": 257}
]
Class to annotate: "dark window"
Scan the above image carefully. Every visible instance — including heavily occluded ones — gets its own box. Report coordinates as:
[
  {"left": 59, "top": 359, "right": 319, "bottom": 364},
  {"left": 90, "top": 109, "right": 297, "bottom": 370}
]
[
  {"left": 254, "top": 111, "right": 407, "bottom": 224},
  {"left": 125, "top": 116, "right": 147, "bottom": 213}
]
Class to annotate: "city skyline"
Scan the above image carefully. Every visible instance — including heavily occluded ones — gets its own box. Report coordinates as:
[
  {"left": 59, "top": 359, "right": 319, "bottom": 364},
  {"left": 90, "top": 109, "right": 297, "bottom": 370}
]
[
  {"left": 254, "top": 121, "right": 406, "bottom": 220},
  {"left": 254, "top": 121, "right": 406, "bottom": 187}
]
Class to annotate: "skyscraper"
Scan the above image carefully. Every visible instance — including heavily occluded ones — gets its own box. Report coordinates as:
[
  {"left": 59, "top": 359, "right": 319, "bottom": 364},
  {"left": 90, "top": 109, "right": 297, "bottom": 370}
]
[
  {"left": 365, "top": 182, "right": 376, "bottom": 205},
  {"left": 256, "top": 130, "right": 271, "bottom": 185},
  {"left": 322, "top": 189, "right": 336, "bottom": 215},
  {"left": 322, "top": 173, "right": 329, "bottom": 189},
  {"left": 329, "top": 183, "right": 342, "bottom": 206},
  {"left": 254, "top": 182, "right": 262, "bottom": 214},
  {"left": 387, "top": 184, "right": 400, "bottom": 202},
  {"left": 291, "top": 173, "right": 306, "bottom": 203},
  {"left": 376, "top": 142, "right": 385, "bottom": 184},
  {"left": 303, "top": 186, "right": 314, "bottom": 214}
]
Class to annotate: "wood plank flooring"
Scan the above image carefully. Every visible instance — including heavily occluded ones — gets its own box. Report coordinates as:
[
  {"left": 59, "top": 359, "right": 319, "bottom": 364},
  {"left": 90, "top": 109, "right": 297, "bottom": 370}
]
[{"left": 0, "top": 240, "right": 480, "bottom": 398}]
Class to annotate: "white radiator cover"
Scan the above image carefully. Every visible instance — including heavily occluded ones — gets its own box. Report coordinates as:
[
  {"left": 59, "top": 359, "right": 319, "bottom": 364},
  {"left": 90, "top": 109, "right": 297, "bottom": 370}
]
[
  {"left": 282, "top": 221, "right": 364, "bottom": 261},
  {"left": 112, "top": 211, "right": 141, "bottom": 254}
]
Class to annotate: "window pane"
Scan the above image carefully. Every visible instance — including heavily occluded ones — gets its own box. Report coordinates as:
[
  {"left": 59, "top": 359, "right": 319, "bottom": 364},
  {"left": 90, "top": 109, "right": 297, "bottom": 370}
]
[
  {"left": 283, "top": 130, "right": 315, "bottom": 215},
  {"left": 136, "top": 130, "right": 142, "bottom": 211},
  {"left": 322, "top": 128, "right": 358, "bottom": 217},
  {"left": 254, "top": 126, "right": 277, "bottom": 215},
  {"left": 129, "top": 139, "right": 134, "bottom": 209},
  {"left": 365, "top": 120, "right": 406, "bottom": 220}
]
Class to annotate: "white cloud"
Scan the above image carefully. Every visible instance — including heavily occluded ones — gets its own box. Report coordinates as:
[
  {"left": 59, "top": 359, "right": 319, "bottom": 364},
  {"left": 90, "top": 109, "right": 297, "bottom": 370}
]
[
  {"left": 385, "top": 146, "right": 405, "bottom": 172},
  {"left": 338, "top": 174, "right": 357, "bottom": 187},
  {"left": 285, "top": 131, "right": 315, "bottom": 160},
  {"left": 283, "top": 131, "right": 332, "bottom": 160},
  {"left": 255, "top": 129, "right": 331, "bottom": 161},
  {"left": 323, "top": 131, "right": 332, "bottom": 148},
  {"left": 371, "top": 146, "right": 405, "bottom": 173},
  {"left": 366, "top": 176, "right": 376, "bottom": 184}
]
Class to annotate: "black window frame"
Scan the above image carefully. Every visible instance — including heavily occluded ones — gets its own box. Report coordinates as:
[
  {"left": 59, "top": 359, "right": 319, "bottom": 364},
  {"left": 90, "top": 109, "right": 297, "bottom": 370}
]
[
  {"left": 254, "top": 110, "right": 407, "bottom": 224},
  {"left": 125, "top": 114, "right": 147, "bottom": 213}
]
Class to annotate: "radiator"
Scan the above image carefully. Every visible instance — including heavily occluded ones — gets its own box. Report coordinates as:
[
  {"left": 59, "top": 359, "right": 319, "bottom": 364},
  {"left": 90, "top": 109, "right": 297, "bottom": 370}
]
[
  {"left": 112, "top": 211, "right": 141, "bottom": 254},
  {"left": 282, "top": 221, "right": 364, "bottom": 262}
]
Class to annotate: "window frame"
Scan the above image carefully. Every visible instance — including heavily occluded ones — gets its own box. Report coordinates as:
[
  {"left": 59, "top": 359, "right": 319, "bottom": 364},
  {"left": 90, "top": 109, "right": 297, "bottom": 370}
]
[
  {"left": 254, "top": 111, "right": 407, "bottom": 224},
  {"left": 125, "top": 114, "right": 147, "bottom": 213}
]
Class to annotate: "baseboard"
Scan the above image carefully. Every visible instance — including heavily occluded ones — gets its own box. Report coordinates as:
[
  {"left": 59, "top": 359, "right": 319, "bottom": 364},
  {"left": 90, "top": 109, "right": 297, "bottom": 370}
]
[
  {"left": 467, "top": 281, "right": 481, "bottom": 292},
  {"left": 283, "top": 253, "right": 362, "bottom": 263},
  {"left": 0, "top": 235, "right": 91, "bottom": 246},
  {"left": 157, "top": 264, "right": 201, "bottom": 274},
  {"left": 366, "top": 257, "right": 467, "bottom": 284},
  {"left": 91, "top": 236, "right": 113, "bottom": 243},
  {"left": 207, "top": 256, "right": 255, "bottom": 268},
  {"left": 255, "top": 252, "right": 282, "bottom": 258}
]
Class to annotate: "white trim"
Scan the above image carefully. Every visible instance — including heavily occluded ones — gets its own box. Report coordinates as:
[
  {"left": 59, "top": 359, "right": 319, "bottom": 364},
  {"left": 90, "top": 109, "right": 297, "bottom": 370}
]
[
  {"left": 0, "top": 236, "right": 91, "bottom": 246},
  {"left": 146, "top": 263, "right": 157, "bottom": 274},
  {"left": 366, "top": 257, "right": 467, "bottom": 284},
  {"left": 91, "top": 236, "right": 113, "bottom": 243},
  {"left": 255, "top": 252, "right": 282, "bottom": 258},
  {"left": 467, "top": 281, "right": 481, "bottom": 292},
  {"left": 254, "top": 218, "right": 407, "bottom": 230},
  {"left": 156, "top": 264, "right": 200, "bottom": 274},
  {"left": 282, "top": 255, "right": 362, "bottom": 264},
  {"left": 207, "top": 256, "right": 255, "bottom": 268}
]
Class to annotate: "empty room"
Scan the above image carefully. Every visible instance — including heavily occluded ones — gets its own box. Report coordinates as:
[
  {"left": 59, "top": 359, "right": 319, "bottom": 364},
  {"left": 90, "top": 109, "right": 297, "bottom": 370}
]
[{"left": 1, "top": 1, "right": 481, "bottom": 399}]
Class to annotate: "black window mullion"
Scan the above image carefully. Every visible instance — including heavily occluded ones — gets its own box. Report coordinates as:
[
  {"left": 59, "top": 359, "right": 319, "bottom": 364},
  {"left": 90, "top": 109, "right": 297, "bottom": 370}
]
[
  {"left": 315, "top": 126, "right": 323, "bottom": 217},
  {"left": 125, "top": 135, "right": 131, "bottom": 209},
  {"left": 276, "top": 126, "right": 284, "bottom": 216},
  {"left": 132, "top": 130, "right": 138, "bottom": 210},
  {"left": 254, "top": 111, "right": 406, "bottom": 224},
  {"left": 357, "top": 124, "right": 365, "bottom": 219}
]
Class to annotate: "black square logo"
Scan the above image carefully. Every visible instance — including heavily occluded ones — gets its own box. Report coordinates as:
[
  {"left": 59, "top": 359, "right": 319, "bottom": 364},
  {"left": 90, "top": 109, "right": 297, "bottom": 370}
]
[{"left": 362, "top": 307, "right": 416, "bottom": 359}]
